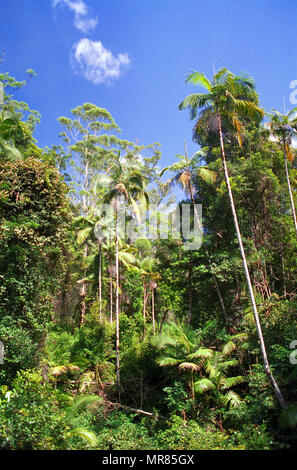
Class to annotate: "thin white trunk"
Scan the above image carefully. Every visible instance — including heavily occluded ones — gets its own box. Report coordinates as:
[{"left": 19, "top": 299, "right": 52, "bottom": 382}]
[
  {"left": 284, "top": 140, "right": 297, "bottom": 238},
  {"left": 115, "top": 200, "right": 120, "bottom": 400},
  {"left": 98, "top": 242, "right": 102, "bottom": 321},
  {"left": 218, "top": 115, "right": 286, "bottom": 409},
  {"left": 152, "top": 288, "right": 156, "bottom": 335}
]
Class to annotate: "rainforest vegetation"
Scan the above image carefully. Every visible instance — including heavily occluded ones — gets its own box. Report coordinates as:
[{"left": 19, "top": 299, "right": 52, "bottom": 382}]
[{"left": 1, "top": 66, "right": 297, "bottom": 451}]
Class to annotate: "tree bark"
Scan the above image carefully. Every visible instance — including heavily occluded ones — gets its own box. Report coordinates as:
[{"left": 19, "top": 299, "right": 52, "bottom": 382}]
[
  {"left": 115, "top": 201, "right": 120, "bottom": 401},
  {"left": 98, "top": 241, "right": 102, "bottom": 321},
  {"left": 152, "top": 287, "right": 156, "bottom": 335},
  {"left": 80, "top": 244, "right": 88, "bottom": 326},
  {"left": 109, "top": 260, "right": 113, "bottom": 323},
  {"left": 143, "top": 283, "right": 147, "bottom": 336},
  {"left": 217, "top": 114, "right": 286, "bottom": 409},
  {"left": 187, "top": 261, "right": 193, "bottom": 325}
]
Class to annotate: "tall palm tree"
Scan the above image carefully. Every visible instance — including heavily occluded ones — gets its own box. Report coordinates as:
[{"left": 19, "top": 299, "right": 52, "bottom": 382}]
[
  {"left": 94, "top": 156, "right": 149, "bottom": 399},
  {"left": 267, "top": 108, "right": 297, "bottom": 237},
  {"left": 179, "top": 68, "right": 286, "bottom": 409},
  {"left": 160, "top": 144, "right": 228, "bottom": 323}
]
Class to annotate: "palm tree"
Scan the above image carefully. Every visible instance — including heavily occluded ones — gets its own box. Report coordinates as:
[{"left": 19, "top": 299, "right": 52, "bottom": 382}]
[
  {"left": 194, "top": 338, "right": 246, "bottom": 409},
  {"left": 155, "top": 321, "right": 213, "bottom": 405},
  {"left": 160, "top": 143, "right": 228, "bottom": 323},
  {"left": 179, "top": 68, "right": 286, "bottom": 409},
  {"left": 94, "top": 156, "right": 149, "bottom": 399},
  {"left": 267, "top": 108, "right": 297, "bottom": 238}
]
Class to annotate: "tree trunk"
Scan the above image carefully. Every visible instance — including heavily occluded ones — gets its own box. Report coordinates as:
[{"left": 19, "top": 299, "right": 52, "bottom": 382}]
[
  {"left": 152, "top": 287, "right": 156, "bottom": 335},
  {"left": 217, "top": 114, "right": 286, "bottom": 409},
  {"left": 187, "top": 261, "right": 193, "bottom": 325},
  {"left": 115, "top": 202, "right": 120, "bottom": 401},
  {"left": 143, "top": 283, "right": 147, "bottom": 336},
  {"left": 98, "top": 241, "right": 102, "bottom": 321},
  {"left": 284, "top": 140, "right": 297, "bottom": 238},
  {"left": 109, "top": 260, "right": 113, "bottom": 323},
  {"left": 80, "top": 244, "right": 88, "bottom": 326},
  {"left": 281, "top": 248, "right": 287, "bottom": 298}
]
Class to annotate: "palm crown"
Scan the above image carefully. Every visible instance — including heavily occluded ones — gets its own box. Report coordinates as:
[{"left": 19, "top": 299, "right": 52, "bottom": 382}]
[
  {"left": 179, "top": 68, "right": 264, "bottom": 146},
  {"left": 160, "top": 145, "right": 216, "bottom": 196},
  {"left": 267, "top": 108, "right": 297, "bottom": 163}
]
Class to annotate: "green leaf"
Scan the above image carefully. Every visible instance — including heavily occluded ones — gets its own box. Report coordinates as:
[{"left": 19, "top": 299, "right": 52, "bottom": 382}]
[
  {"left": 194, "top": 378, "right": 215, "bottom": 394},
  {"left": 77, "top": 227, "right": 92, "bottom": 245}
]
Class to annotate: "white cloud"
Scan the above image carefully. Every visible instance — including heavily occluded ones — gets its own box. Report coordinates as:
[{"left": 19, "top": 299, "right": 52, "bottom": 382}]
[
  {"left": 72, "top": 38, "right": 130, "bottom": 85},
  {"left": 53, "top": 0, "right": 98, "bottom": 33}
]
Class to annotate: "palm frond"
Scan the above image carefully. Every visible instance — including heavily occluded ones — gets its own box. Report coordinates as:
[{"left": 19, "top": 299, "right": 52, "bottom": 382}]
[
  {"left": 68, "top": 428, "right": 98, "bottom": 447},
  {"left": 196, "top": 167, "right": 216, "bottom": 184},
  {"left": 178, "top": 362, "right": 199, "bottom": 372},
  {"left": 221, "top": 390, "right": 242, "bottom": 407},
  {"left": 185, "top": 71, "right": 212, "bottom": 91},
  {"left": 221, "top": 375, "right": 246, "bottom": 390},
  {"left": 158, "top": 356, "right": 181, "bottom": 367},
  {"left": 194, "top": 378, "right": 216, "bottom": 394},
  {"left": 77, "top": 227, "right": 93, "bottom": 245}
]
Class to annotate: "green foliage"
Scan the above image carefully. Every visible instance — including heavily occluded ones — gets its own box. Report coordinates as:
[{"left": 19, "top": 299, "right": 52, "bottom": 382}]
[
  {"left": 157, "top": 415, "right": 234, "bottom": 450},
  {"left": 0, "top": 370, "right": 68, "bottom": 449},
  {"left": 0, "top": 64, "right": 297, "bottom": 451},
  {"left": 0, "top": 158, "right": 70, "bottom": 381}
]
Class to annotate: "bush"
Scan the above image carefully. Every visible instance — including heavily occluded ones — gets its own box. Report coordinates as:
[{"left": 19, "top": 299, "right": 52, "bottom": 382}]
[{"left": 0, "top": 369, "right": 68, "bottom": 449}]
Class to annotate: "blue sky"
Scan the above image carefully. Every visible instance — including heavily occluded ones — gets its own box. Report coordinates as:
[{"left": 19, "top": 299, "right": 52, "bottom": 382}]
[{"left": 0, "top": 0, "right": 296, "bottom": 167}]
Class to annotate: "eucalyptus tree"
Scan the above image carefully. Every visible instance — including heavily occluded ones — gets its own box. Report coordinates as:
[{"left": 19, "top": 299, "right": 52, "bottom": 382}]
[
  {"left": 160, "top": 144, "right": 228, "bottom": 323},
  {"left": 58, "top": 103, "right": 121, "bottom": 214},
  {"left": 179, "top": 68, "right": 286, "bottom": 408},
  {"left": 58, "top": 103, "right": 122, "bottom": 321},
  {"left": 267, "top": 108, "right": 297, "bottom": 238},
  {"left": 0, "top": 70, "right": 40, "bottom": 132}
]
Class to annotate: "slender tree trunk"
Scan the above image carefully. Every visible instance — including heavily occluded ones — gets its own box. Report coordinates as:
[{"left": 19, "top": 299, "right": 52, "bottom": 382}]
[
  {"left": 283, "top": 140, "right": 297, "bottom": 238},
  {"left": 143, "top": 283, "right": 147, "bottom": 336},
  {"left": 80, "top": 244, "right": 88, "bottom": 326},
  {"left": 187, "top": 261, "right": 193, "bottom": 325},
  {"left": 281, "top": 248, "right": 287, "bottom": 298},
  {"left": 152, "top": 287, "right": 156, "bottom": 335},
  {"left": 115, "top": 202, "right": 120, "bottom": 401},
  {"left": 98, "top": 241, "right": 102, "bottom": 321},
  {"left": 109, "top": 260, "right": 113, "bottom": 323},
  {"left": 217, "top": 114, "right": 286, "bottom": 409}
]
